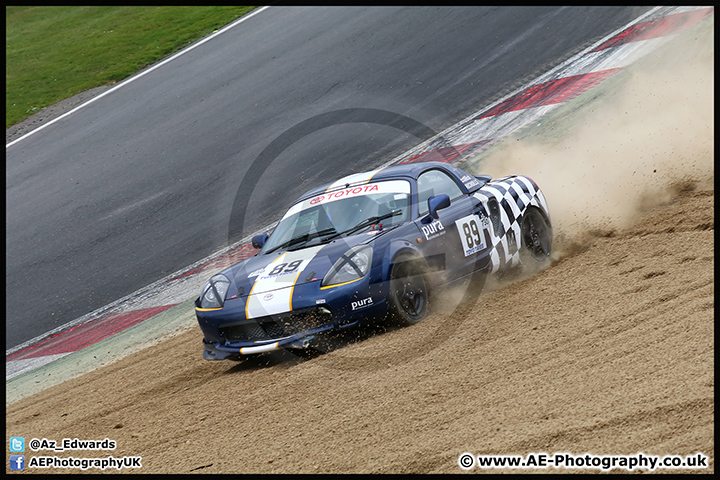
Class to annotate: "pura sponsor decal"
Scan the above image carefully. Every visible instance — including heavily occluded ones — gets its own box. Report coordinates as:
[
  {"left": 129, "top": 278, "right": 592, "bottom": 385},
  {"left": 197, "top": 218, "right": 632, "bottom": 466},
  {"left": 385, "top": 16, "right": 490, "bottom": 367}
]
[
  {"left": 351, "top": 296, "right": 373, "bottom": 310},
  {"left": 421, "top": 220, "right": 446, "bottom": 240}
]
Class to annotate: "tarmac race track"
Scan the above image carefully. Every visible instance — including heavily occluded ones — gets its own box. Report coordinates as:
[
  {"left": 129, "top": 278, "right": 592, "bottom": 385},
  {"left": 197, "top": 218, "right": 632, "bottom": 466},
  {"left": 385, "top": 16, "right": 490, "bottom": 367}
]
[{"left": 5, "top": 7, "right": 713, "bottom": 473}]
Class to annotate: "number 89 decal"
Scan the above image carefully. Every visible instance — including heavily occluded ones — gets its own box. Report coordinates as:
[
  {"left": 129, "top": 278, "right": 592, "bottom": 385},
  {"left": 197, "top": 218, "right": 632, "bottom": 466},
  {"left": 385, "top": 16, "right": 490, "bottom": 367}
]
[
  {"left": 455, "top": 214, "right": 487, "bottom": 256},
  {"left": 268, "top": 260, "right": 303, "bottom": 276}
]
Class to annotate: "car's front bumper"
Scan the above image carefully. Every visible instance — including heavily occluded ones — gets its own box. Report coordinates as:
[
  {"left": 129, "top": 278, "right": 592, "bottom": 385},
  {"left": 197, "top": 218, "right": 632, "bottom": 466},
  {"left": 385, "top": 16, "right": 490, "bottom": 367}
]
[
  {"left": 202, "top": 324, "right": 337, "bottom": 360},
  {"left": 197, "top": 277, "right": 389, "bottom": 360}
]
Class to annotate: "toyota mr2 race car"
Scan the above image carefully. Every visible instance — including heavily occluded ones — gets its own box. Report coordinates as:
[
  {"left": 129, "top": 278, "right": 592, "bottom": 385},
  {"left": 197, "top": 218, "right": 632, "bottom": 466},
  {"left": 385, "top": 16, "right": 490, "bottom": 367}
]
[{"left": 195, "top": 161, "right": 552, "bottom": 360}]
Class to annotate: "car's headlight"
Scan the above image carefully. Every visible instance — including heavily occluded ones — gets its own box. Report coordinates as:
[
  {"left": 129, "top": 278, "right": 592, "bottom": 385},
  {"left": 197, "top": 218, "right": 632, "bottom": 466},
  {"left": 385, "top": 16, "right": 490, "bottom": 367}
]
[
  {"left": 199, "top": 274, "right": 231, "bottom": 309},
  {"left": 322, "top": 245, "right": 373, "bottom": 287}
]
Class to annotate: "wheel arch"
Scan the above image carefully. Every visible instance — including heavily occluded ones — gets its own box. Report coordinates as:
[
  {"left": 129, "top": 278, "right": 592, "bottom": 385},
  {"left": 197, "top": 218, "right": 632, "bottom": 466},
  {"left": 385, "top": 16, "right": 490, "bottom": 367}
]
[
  {"left": 525, "top": 203, "right": 552, "bottom": 227},
  {"left": 380, "top": 239, "right": 429, "bottom": 283}
]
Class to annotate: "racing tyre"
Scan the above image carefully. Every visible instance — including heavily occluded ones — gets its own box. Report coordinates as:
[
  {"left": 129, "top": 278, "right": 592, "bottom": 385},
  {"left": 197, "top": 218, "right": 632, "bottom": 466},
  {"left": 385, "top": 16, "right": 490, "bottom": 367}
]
[
  {"left": 520, "top": 207, "right": 552, "bottom": 268},
  {"left": 389, "top": 254, "right": 429, "bottom": 326}
]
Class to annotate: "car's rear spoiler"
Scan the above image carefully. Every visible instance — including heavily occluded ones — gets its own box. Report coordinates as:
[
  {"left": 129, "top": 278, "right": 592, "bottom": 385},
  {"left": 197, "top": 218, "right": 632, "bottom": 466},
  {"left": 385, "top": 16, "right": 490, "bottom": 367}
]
[{"left": 475, "top": 174, "right": 492, "bottom": 186}]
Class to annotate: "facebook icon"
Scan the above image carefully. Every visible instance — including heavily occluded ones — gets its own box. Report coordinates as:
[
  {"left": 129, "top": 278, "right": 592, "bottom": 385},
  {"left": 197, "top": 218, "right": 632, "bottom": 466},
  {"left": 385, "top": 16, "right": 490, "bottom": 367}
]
[{"left": 10, "top": 455, "right": 25, "bottom": 471}]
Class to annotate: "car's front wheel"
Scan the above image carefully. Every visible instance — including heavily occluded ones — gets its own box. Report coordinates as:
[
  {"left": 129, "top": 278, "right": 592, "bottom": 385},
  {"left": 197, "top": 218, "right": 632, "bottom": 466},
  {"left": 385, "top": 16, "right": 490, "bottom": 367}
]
[
  {"left": 388, "top": 254, "right": 429, "bottom": 326},
  {"left": 520, "top": 207, "right": 552, "bottom": 267}
]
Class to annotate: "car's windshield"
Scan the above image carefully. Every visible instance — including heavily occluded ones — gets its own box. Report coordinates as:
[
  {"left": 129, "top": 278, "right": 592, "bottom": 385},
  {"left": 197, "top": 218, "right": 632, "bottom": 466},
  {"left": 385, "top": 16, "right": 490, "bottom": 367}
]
[{"left": 262, "top": 180, "right": 411, "bottom": 254}]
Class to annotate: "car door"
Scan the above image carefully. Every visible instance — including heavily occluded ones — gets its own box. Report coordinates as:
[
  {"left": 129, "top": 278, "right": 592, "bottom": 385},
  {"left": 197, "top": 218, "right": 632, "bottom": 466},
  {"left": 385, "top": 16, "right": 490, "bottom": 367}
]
[{"left": 413, "top": 168, "right": 486, "bottom": 285}]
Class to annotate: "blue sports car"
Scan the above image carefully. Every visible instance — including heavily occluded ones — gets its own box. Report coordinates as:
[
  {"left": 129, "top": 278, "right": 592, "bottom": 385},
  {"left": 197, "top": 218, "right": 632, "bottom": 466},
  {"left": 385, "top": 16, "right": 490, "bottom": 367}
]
[{"left": 195, "top": 161, "right": 552, "bottom": 360}]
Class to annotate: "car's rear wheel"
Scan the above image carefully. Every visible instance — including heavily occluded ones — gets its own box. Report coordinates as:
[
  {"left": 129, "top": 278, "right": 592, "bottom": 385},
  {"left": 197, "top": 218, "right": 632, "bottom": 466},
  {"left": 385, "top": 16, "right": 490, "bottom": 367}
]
[
  {"left": 520, "top": 207, "right": 552, "bottom": 267},
  {"left": 389, "top": 254, "right": 429, "bottom": 326}
]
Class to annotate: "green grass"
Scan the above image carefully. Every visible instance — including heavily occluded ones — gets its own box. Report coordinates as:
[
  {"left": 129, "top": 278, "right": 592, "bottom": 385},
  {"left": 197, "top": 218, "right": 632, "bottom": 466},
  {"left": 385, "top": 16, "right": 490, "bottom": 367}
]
[{"left": 6, "top": 6, "right": 257, "bottom": 128}]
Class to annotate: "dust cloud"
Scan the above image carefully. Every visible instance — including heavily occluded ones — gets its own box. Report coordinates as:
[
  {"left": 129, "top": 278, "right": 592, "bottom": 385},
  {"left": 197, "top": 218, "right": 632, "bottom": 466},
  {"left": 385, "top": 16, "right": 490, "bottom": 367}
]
[{"left": 470, "top": 20, "right": 714, "bottom": 256}]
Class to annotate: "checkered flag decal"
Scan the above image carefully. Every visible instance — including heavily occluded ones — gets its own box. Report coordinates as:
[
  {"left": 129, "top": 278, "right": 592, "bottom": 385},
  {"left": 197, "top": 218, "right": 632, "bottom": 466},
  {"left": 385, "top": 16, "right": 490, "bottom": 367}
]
[{"left": 473, "top": 175, "right": 550, "bottom": 273}]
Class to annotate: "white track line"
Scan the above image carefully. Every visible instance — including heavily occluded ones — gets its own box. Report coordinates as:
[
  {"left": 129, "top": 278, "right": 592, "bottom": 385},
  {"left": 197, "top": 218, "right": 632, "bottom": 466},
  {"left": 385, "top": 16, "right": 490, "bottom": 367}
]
[{"left": 6, "top": 6, "right": 270, "bottom": 149}]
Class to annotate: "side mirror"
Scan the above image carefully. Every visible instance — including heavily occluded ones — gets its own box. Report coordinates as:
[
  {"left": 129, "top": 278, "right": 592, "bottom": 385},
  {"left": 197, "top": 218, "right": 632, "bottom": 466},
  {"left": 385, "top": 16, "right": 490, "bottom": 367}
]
[
  {"left": 428, "top": 194, "right": 450, "bottom": 219},
  {"left": 251, "top": 233, "right": 269, "bottom": 249}
]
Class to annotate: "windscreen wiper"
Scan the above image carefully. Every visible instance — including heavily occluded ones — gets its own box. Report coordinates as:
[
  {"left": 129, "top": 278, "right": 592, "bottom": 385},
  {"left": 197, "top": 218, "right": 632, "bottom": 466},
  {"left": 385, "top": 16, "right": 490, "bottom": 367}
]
[
  {"left": 325, "top": 210, "right": 402, "bottom": 241},
  {"left": 264, "top": 227, "right": 337, "bottom": 254}
]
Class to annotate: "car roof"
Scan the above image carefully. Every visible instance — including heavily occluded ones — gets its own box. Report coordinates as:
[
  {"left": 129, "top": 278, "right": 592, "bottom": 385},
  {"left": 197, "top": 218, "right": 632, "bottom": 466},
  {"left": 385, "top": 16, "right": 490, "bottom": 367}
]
[{"left": 296, "top": 161, "right": 459, "bottom": 202}]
